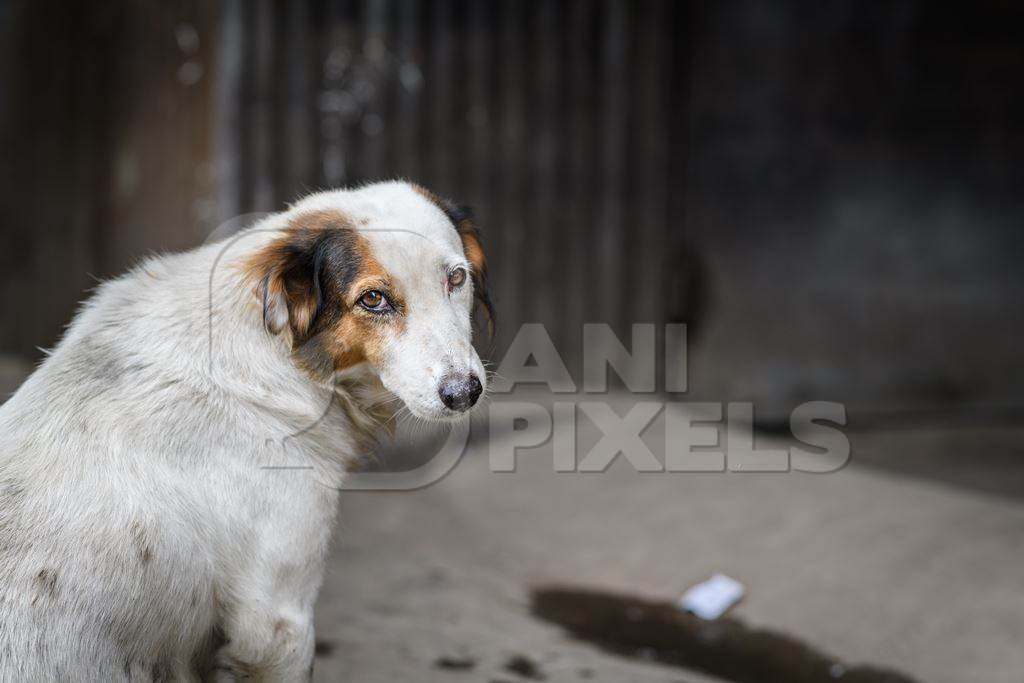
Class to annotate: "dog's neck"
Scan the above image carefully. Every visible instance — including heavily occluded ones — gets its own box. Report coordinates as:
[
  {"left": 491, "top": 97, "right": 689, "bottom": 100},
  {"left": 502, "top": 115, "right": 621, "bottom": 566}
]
[
  {"left": 327, "top": 365, "right": 399, "bottom": 459},
  {"left": 215, "top": 269, "right": 400, "bottom": 466}
]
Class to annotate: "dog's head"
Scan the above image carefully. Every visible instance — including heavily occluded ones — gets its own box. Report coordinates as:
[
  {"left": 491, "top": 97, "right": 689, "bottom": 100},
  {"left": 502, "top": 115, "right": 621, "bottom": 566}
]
[{"left": 242, "top": 181, "right": 492, "bottom": 420}]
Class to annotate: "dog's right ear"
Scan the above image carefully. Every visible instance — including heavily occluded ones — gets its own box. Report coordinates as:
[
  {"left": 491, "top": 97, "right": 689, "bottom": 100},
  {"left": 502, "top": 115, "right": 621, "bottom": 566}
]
[
  {"left": 242, "top": 215, "right": 354, "bottom": 344},
  {"left": 246, "top": 235, "right": 326, "bottom": 341}
]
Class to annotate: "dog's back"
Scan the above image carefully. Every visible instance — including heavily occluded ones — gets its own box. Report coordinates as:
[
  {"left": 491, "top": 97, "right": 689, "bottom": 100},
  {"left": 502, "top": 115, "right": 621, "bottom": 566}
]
[{"left": 0, "top": 254, "right": 231, "bottom": 680}]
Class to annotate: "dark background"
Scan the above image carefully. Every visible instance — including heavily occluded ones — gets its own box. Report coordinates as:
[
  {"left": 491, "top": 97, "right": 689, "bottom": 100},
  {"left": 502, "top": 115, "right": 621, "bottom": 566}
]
[{"left": 2, "top": 0, "right": 1023, "bottom": 418}]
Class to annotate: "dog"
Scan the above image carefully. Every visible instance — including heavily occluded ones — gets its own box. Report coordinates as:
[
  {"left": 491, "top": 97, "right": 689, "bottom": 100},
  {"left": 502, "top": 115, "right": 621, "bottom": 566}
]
[{"left": 0, "top": 181, "right": 491, "bottom": 681}]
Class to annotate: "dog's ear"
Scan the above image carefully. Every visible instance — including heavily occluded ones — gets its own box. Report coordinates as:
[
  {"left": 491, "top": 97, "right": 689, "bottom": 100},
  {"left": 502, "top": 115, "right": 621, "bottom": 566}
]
[
  {"left": 244, "top": 226, "right": 347, "bottom": 344},
  {"left": 413, "top": 185, "right": 494, "bottom": 338},
  {"left": 442, "top": 202, "right": 495, "bottom": 342}
]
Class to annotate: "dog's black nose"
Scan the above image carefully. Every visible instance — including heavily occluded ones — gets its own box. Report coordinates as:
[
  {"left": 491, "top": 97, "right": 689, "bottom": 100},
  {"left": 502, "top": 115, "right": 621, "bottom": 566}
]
[{"left": 438, "top": 373, "right": 483, "bottom": 412}]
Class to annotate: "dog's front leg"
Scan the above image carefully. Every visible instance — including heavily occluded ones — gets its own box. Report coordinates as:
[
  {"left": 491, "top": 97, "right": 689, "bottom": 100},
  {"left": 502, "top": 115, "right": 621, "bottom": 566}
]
[{"left": 213, "top": 600, "right": 316, "bottom": 682}]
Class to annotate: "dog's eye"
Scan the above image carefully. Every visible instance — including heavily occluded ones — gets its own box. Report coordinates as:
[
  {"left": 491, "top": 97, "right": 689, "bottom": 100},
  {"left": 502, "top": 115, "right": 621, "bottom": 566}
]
[
  {"left": 448, "top": 267, "right": 467, "bottom": 290},
  {"left": 358, "top": 290, "right": 391, "bottom": 312}
]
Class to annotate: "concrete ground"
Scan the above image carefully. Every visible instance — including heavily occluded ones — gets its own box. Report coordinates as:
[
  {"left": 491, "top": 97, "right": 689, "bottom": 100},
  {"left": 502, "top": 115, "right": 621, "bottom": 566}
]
[
  {"left": 312, "top": 388, "right": 1024, "bottom": 683},
  {"left": 3, "top": 360, "right": 1021, "bottom": 682}
]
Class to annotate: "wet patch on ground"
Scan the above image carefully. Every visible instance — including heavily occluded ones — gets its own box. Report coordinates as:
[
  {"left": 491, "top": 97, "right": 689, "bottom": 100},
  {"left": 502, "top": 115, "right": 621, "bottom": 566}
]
[
  {"left": 502, "top": 654, "right": 546, "bottom": 679},
  {"left": 434, "top": 655, "right": 478, "bottom": 671},
  {"left": 314, "top": 639, "right": 336, "bottom": 657},
  {"left": 531, "top": 586, "right": 918, "bottom": 683}
]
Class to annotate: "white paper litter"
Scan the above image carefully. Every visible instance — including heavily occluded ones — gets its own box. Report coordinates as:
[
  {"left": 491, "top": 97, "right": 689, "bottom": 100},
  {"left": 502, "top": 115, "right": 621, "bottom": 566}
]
[{"left": 678, "top": 573, "right": 745, "bottom": 620}]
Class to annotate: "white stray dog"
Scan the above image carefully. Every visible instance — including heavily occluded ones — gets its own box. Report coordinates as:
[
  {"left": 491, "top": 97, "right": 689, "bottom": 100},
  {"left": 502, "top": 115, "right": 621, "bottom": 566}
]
[{"left": 0, "top": 181, "right": 491, "bottom": 681}]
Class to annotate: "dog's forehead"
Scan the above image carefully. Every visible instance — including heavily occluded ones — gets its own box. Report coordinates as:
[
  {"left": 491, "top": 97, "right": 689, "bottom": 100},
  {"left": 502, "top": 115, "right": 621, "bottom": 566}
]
[
  {"left": 293, "top": 182, "right": 463, "bottom": 282},
  {"left": 357, "top": 228, "right": 454, "bottom": 290}
]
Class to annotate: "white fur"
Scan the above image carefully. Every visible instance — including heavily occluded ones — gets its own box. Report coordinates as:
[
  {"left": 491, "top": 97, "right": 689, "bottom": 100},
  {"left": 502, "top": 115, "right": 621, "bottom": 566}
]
[{"left": 0, "top": 182, "right": 484, "bottom": 680}]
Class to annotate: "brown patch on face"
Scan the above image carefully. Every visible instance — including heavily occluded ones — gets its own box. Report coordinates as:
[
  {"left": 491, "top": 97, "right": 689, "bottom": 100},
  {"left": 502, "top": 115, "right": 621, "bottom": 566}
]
[
  {"left": 318, "top": 235, "right": 404, "bottom": 370},
  {"left": 239, "top": 210, "right": 404, "bottom": 378},
  {"left": 413, "top": 185, "right": 494, "bottom": 340}
]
